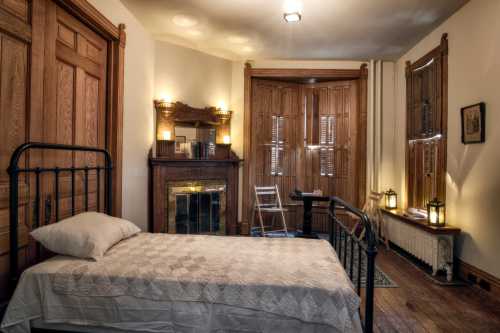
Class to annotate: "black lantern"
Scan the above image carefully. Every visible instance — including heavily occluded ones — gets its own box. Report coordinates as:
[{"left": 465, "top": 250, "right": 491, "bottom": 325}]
[
  {"left": 384, "top": 189, "right": 397, "bottom": 210},
  {"left": 427, "top": 198, "right": 445, "bottom": 227}
]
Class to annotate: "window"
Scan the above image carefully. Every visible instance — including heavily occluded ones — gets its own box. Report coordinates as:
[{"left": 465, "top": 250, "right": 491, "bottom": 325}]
[
  {"left": 406, "top": 34, "right": 448, "bottom": 210},
  {"left": 270, "top": 115, "right": 285, "bottom": 176}
]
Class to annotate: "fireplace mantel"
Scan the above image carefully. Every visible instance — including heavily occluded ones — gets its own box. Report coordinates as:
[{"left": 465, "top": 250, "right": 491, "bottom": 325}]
[{"left": 149, "top": 156, "right": 242, "bottom": 235}]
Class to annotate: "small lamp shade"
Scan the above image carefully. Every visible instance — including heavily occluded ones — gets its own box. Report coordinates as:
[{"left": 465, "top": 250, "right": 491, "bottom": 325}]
[
  {"left": 385, "top": 189, "right": 397, "bottom": 209},
  {"left": 162, "top": 130, "right": 172, "bottom": 141},
  {"left": 222, "top": 135, "right": 231, "bottom": 144},
  {"left": 427, "top": 198, "right": 445, "bottom": 227}
]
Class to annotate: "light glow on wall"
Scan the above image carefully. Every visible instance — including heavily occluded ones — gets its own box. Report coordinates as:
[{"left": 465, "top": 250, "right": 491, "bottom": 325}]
[{"left": 162, "top": 130, "right": 172, "bottom": 141}]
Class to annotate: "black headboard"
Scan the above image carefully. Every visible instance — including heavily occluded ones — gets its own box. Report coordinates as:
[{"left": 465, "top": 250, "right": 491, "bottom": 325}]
[{"left": 7, "top": 142, "right": 113, "bottom": 294}]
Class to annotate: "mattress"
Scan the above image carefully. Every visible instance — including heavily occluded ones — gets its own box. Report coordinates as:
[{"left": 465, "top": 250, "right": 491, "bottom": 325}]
[{"left": 1, "top": 233, "right": 362, "bottom": 333}]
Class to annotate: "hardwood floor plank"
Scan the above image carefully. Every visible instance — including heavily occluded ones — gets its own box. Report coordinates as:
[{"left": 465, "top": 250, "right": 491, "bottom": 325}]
[{"left": 365, "top": 248, "right": 500, "bottom": 333}]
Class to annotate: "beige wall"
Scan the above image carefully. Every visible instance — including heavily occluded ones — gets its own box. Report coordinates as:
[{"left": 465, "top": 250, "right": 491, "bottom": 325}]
[
  {"left": 88, "top": 0, "right": 155, "bottom": 231},
  {"left": 386, "top": 0, "right": 500, "bottom": 278},
  {"left": 154, "top": 41, "right": 232, "bottom": 109}
]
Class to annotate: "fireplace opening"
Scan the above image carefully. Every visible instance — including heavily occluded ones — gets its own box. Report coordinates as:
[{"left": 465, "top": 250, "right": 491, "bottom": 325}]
[{"left": 167, "top": 180, "right": 226, "bottom": 235}]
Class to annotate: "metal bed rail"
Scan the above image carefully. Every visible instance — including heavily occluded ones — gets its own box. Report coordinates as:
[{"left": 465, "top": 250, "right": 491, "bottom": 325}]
[
  {"left": 7, "top": 142, "right": 113, "bottom": 295},
  {"left": 328, "top": 196, "right": 377, "bottom": 333}
]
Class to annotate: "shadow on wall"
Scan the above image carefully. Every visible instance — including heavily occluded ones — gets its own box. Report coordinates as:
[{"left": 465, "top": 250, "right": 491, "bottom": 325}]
[{"left": 446, "top": 144, "right": 483, "bottom": 200}]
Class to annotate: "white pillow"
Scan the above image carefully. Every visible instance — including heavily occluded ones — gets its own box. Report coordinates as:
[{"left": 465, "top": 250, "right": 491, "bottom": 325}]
[{"left": 30, "top": 212, "right": 141, "bottom": 260}]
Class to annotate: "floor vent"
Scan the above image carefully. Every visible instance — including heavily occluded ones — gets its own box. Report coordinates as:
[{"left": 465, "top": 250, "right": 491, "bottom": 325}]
[
  {"left": 467, "top": 273, "right": 477, "bottom": 284},
  {"left": 478, "top": 279, "right": 491, "bottom": 291}
]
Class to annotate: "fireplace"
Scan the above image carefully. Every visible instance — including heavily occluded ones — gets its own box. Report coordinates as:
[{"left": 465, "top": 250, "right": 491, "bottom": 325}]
[
  {"left": 150, "top": 158, "right": 240, "bottom": 235},
  {"left": 167, "top": 180, "right": 226, "bottom": 234}
]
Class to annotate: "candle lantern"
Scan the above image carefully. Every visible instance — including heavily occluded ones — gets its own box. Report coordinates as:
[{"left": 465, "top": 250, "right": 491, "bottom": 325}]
[
  {"left": 427, "top": 198, "right": 445, "bottom": 227},
  {"left": 384, "top": 189, "right": 397, "bottom": 209}
]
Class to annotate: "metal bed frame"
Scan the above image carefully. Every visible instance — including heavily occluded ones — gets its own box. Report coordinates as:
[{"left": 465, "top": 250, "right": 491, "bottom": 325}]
[
  {"left": 329, "top": 196, "right": 377, "bottom": 333},
  {"left": 8, "top": 142, "right": 113, "bottom": 295},
  {"left": 7, "top": 143, "right": 377, "bottom": 332}
]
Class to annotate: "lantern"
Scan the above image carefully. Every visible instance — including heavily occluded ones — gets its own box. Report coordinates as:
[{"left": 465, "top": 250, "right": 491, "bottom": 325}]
[
  {"left": 427, "top": 198, "right": 445, "bottom": 227},
  {"left": 384, "top": 189, "right": 397, "bottom": 210}
]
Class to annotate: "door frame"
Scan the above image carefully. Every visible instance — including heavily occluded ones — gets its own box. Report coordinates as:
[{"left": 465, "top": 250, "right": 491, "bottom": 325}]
[
  {"left": 242, "top": 64, "right": 368, "bottom": 234},
  {"left": 54, "top": 0, "right": 125, "bottom": 216}
]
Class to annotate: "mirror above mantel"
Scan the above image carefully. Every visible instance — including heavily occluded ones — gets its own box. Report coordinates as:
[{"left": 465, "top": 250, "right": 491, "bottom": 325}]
[{"left": 153, "top": 100, "right": 236, "bottom": 160}]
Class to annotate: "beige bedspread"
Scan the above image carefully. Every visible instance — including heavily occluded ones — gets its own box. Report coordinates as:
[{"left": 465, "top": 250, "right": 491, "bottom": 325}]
[{"left": 1, "top": 233, "right": 361, "bottom": 333}]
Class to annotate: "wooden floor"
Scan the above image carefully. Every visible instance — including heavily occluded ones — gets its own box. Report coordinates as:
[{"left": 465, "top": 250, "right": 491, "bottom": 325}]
[{"left": 367, "top": 247, "right": 500, "bottom": 332}]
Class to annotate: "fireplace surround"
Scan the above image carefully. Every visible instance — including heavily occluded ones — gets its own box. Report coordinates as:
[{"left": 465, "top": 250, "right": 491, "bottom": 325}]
[{"left": 149, "top": 157, "right": 241, "bottom": 235}]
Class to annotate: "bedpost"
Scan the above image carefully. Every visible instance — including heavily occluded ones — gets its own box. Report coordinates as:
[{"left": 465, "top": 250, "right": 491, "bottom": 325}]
[
  {"left": 328, "top": 196, "right": 377, "bottom": 333},
  {"left": 362, "top": 212, "right": 377, "bottom": 333}
]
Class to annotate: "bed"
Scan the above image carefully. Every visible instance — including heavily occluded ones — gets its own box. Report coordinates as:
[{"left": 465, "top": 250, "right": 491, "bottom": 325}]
[{"left": 1, "top": 143, "right": 377, "bottom": 333}]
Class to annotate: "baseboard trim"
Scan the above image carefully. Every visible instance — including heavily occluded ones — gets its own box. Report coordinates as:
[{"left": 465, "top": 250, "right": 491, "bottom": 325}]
[{"left": 457, "top": 259, "right": 500, "bottom": 299}]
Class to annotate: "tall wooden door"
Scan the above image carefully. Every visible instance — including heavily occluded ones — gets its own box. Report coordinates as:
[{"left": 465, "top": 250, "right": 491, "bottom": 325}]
[
  {"left": 248, "top": 78, "right": 361, "bottom": 232},
  {"left": 42, "top": 2, "right": 108, "bottom": 221},
  {"left": 0, "top": 0, "right": 116, "bottom": 301},
  {"left": 0, "top": 0, "right": 40, "bottom": 300},
  {"left": 302, "top": 81, "right": 359, "bottom": 204},
  {"left": 250, "top": 79, "right": 301, "bottom": 225}
]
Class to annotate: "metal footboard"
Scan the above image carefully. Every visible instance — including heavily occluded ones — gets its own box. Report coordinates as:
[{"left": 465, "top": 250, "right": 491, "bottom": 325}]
[{"left": 328, "top": 196, "right": 377, "bottom": 333}]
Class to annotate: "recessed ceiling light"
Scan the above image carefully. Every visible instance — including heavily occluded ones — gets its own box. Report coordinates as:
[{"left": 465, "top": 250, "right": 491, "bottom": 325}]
[
  {"left": 172, "top": 14, "right": 198, "bottom": 28},
  {"left": 227, "top": 35, "right": 249, "bottom": 44},
  {"left": 284, "top": 12, "right": 301, "bottom": 22}
]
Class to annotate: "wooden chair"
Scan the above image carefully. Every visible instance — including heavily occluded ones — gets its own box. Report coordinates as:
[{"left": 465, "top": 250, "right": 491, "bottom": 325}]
[{"left": 251, "top": 185, "right": 288, "bottom": 237}]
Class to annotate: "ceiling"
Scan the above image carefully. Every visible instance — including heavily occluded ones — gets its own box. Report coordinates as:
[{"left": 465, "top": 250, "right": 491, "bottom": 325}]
[{"left": 120, "top": 0, "right": 468, "bottom": 61}]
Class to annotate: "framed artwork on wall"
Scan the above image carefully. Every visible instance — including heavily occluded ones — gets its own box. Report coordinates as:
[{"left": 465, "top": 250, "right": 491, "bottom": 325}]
[{"left": 461, "top": 102, "right": 485, "bottom": 144}]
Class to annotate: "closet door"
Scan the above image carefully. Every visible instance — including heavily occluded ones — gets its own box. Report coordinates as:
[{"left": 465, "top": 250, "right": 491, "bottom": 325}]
[
  {"left": 303, "top": 80, "right": 359, "bottom": 204},
  {"left": 250, "top": 79, "right": 301, "bottom": 225},
  {"left": 0, "top": 0, "right": 43, "bottom": 300},
  {"left": 42, "top": 2, "right": 108, "bottom": 222}
]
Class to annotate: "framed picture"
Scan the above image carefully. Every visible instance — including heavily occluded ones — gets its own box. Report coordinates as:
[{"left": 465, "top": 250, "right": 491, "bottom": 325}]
[
  {"left": 175, "top": 136, "right": 186, "bottom": 153},
  {"left": 461, "top": 102, "right": 485, "bottom": 144}
]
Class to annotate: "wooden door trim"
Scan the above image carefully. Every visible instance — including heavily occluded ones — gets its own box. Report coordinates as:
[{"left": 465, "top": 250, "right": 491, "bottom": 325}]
[
  {"left": 242, "top": 64, "right": 368, "bottom": 234},
  {"left": 55, "top": 0, "right": 126, "bottom": 217}
]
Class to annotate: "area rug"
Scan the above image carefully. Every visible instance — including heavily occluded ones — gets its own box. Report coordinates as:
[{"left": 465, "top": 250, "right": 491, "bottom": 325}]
[{"left": 319, "top": 234, "right": 398, "bottom": 288}]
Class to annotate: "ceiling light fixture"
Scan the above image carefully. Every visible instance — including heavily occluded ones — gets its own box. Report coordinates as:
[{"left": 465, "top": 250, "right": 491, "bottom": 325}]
[
  {"left": 284, "top": 12, "right": 301, "bottom": 23},
  {"left": 283, "top": 0, "right": 302, "bottom": 22}
]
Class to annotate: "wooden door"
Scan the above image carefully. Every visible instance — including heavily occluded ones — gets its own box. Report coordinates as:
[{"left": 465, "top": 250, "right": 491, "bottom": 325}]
[
  {"left": 42, "top": 2, "right": 108, "bottom": 222},
  {"left": 248, "top": 78, "right": 360, "bottom": 233},
  {"left": 0, "top": 0, "right": 40, "bottom": 300},
  {"left": 303, "top": 81, "right": 359, "bottom": 203},
  {"left": 0, "top": 0, "right": 121, "bottom": 302},
  {"left": 303, "top": 81, "right": 359, "bottom": 231},
  {"left": 250, "top": 79, "right": 301, "bottom": 227}
]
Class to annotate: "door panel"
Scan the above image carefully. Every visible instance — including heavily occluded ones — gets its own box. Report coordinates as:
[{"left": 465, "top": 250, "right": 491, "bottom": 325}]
[
  {"left": 0, "top": 1, "right": 31, "bottom": 299},
  {"left": 249, "top": 78, "right": 360, "bottom": 233},
  {"left": 42, "top": 2, "right": 107, "bottom": 222}
]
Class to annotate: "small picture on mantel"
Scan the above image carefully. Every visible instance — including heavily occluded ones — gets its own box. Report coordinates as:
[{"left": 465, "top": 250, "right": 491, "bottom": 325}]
[{"left": 461, "top": 102, "right": 485, "bottom": 144}]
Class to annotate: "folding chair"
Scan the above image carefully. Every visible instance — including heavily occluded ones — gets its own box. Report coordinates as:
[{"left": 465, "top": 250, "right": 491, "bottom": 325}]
[{"left": 251, "top": 185, "right": 288, "bottom": 237}]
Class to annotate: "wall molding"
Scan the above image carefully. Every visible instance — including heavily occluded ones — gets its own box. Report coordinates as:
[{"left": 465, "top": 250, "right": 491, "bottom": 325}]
[{"left": 457, "top": 259, "right": 500, "bottom": 299}]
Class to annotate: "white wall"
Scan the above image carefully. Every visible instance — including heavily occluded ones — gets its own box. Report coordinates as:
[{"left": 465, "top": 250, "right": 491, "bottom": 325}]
[
  {"left": 386, "top": 0, "right": 500, "bottom": 278},
  {"left": 88, "top": 0, "right": 155, "bottom": 231},
  {"left": 154, "top": 41, "right": 232, "bottom": 109}
]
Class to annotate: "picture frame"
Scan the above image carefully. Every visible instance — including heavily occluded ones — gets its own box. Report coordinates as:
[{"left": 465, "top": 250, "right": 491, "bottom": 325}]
[
  {"left": 175, "top": 136, "right": 186, "bottom": 153},
  {"left": 461, "top": 102, "right": 485, "bottom": 144}
]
